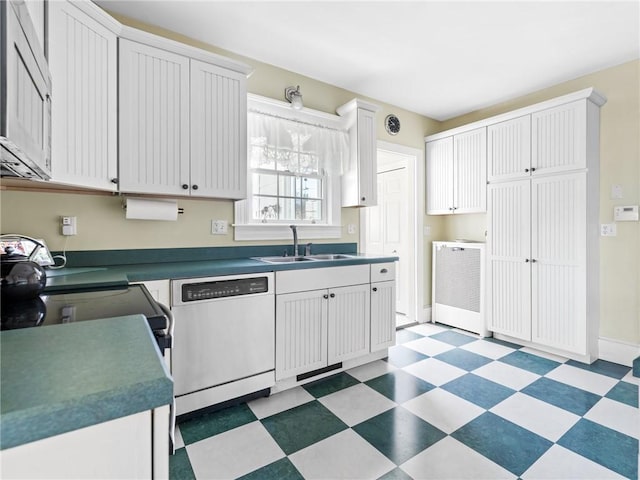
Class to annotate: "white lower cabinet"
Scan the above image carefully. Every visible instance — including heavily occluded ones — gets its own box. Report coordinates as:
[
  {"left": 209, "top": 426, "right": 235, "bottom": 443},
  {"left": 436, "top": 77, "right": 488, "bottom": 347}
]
[
  {"left": 0, "top": 406, "right": 169, "bottom": 479},
  {"left": 275, "top": 264, "right": 395, "bottom": 381}
]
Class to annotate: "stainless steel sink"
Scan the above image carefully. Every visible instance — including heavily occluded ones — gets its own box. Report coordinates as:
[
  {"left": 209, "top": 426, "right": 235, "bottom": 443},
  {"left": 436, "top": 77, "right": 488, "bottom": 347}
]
[
  {"left": 255, "top": 256, "right": 315, "bottom": 264},
  {"left": 307, "top": 254, "right": 354, "bottom": 260}
]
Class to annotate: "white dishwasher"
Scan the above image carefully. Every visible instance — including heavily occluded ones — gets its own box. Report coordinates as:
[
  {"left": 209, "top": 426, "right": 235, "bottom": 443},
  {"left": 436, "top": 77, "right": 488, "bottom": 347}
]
[{"left": 171, "top": 272, "right": 275, "bottom": 417}]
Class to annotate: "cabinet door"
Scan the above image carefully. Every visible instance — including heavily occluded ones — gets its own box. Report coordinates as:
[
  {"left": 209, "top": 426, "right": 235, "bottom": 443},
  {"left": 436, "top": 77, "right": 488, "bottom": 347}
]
[
  {"left": 49, "top": 1, "right": 118, "bottom": 190},
  {"left": 356, "top": 108, "right": 378, "bottom": 206},
  {"left": 426, "top": 137, "right": 454, "bottom": 214},
  {"left": 275, "top": 290, "right": 328, "bottom": 380},
  {"left": 487, "top": 116, "right": 531, "bottom": 182},
  {"left": 327, "top": 284, "right": 370, "bottom": 364},
  {"left": 190, "top": 60, "right": 247, "bottom": 199},
  {"left": 531, "top": 100, "right": 587, "bottom": 175},
  {"left": 531, "top": 173, "right": 587, "bottom": 354},
  {"left": 370, "top": 281, "right": 396, "bottom": 351},
  {"left": 453, "top": 127, "right": 487, "bottom": 213},
  {"left": 119, "top": 39, "right": 190, "bottom": 195},
  {"left": 487, "top": 180, "right": 531, "bottom": 340}
]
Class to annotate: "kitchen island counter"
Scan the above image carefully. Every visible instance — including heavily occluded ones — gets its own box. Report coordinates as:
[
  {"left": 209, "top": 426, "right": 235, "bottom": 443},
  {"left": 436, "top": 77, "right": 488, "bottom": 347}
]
[{"left": 0, "top": 314, "right": 173, "bottom": 450}]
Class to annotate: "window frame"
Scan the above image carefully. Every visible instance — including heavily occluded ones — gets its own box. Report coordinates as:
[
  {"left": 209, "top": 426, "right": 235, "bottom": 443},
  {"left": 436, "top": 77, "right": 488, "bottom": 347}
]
[{"left": 234, "top": 94, "right": 346, "bottom": 241}]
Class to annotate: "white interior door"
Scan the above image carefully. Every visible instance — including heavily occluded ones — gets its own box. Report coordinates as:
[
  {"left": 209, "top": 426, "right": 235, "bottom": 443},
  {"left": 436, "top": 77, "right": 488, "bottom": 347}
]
[{"left": 364, "top": 152, "right": 410, "bottom": 319}]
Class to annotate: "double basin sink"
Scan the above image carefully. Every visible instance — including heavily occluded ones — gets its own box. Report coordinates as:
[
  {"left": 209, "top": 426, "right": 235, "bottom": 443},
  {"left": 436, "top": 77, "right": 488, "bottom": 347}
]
[{"left": 255, "top": 254, "right": 354, "bottom": 264}]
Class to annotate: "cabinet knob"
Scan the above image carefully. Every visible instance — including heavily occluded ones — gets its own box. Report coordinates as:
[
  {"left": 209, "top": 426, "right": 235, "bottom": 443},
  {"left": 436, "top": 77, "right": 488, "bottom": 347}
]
[
  {"left": 531, "top": 167, "right": 536, "bottom": 172},
  {"left": 361, "top": 196, "right": 366, "bottom": 202},
  {"left": 372, "top": 287, "right": 378, "bottom": 292},
  {"left": 182, "top": 184, "right": 189, "bottom": 190},
  {"left": 110, "top": 178, "right": 118, "bottom": 184},
  {"left": 329, "top": 293, "right": 336, "bottom": 298},
  {"left": 525, "top": 168, "right": 529, "bottom": 173},
  {"left": 525, "top": 259, "right": 530, "bottom": 263},
  {"left": 531, "top": 258, "right": 537, "bottom": 263},
  {"left": 192, "top": 184, "right": 199, "bottom": 190},
  {"left": 380, "top": 268, "right": 388, "bottom": 274},
  {"left": 323, "top": 294, "right": 329, "bottom": 299}
]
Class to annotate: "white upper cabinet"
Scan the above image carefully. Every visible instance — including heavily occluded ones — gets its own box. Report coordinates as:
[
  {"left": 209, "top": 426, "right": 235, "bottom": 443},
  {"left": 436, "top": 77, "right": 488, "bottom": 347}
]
[
  {"left": 337, "top": 99, "right": 380, "bottom": 207},
  {"left": 531, "top": 100, "right": 588, "bottom": 175},
  {"left": 487, "top": 115, "right": 531, "bottom": 182},
  {"left": 426, "top": 127, "right": 486, "bottom": 214},
  {"left": 118, "top": 36, "right": 249, "bottom": 199},
  {"left": 190, "top": 60, "right": 247, "bottom": 199},
  {"left": 118, "top": 39, "right": 190, "bottom": 195},
  {"left": 48, "top": 1, "right": 119, "bottom": 190},
  {"left": 425, "top": 137, "right": 454, "bottom": 214}
]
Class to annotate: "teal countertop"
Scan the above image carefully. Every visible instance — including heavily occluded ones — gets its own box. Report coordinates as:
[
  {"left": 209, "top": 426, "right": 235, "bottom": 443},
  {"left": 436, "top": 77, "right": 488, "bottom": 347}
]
[
  {"left": 45, "top": 253, "right": 398, "bottom": 293},
  {"left": 0, "top": 315, "right": 173, "bottom": 450}
]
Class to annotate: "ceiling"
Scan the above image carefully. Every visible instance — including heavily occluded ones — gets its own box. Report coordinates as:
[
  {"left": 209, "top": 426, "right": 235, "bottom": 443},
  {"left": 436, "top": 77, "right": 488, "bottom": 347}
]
[{"left": 95, "top": 1, "right": 640, "bottom": 121}]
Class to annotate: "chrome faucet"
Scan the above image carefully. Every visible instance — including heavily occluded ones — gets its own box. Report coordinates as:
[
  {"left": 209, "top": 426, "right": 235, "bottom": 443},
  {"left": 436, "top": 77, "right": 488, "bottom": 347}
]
[{"left": 289, "top": 225, "right": 298, "bottom": 257}]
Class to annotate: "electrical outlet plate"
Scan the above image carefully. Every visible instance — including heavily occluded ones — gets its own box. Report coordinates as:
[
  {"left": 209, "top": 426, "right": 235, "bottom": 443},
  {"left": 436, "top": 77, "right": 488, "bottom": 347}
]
[
  {"left": 600, "top": 224, "right": 617, "bottom": 237},
  {"left": 211, "top": 220, "right": 228, "bottom": 235},
  {"left": 61, "top": 216, "right": 77, "bottom": 236},
  {"left": 347, "top": 224, "right": 356, "bottom": 234}
]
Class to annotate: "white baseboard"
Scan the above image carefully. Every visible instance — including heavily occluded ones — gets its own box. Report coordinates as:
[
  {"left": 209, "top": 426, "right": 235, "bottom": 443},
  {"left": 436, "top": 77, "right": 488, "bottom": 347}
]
[
  {"left": 419, "top": 306, "right": 432, "bottom": 323},
  {"left": 598, "top": 337, "right": 639, "bottom": 367}
]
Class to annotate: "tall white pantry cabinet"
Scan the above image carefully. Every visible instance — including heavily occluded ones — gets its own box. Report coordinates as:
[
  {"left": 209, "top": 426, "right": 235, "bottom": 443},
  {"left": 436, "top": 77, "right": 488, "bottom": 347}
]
[{"left": 486, "top": 90, "right": 606, "bottom": 362}]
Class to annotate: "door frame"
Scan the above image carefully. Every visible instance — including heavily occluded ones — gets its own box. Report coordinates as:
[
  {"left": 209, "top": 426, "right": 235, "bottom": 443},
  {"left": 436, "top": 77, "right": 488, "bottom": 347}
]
[{"left": 360, "top": 141, "right": 425, "bottom": 325}]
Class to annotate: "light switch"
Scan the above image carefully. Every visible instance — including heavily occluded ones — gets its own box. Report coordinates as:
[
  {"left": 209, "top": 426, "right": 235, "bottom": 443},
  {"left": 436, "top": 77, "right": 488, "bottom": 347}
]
[{"left": 611, "top": 184, "right": 623, "bottom": 199}]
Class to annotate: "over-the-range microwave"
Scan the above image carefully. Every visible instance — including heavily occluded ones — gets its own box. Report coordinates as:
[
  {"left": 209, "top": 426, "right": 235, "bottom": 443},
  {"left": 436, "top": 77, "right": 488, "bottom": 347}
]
[{"left": 1, "top": 0, "right": 52, "bottom": 180}]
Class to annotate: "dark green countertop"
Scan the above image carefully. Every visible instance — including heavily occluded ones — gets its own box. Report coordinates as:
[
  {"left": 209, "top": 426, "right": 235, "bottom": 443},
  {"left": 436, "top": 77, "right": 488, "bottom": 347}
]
[
  {"left": 0, "top": 315, "right": 173, "bottom": 450},
  {"left": 45, "top": 254, "right": 398, "bottom": 293}
]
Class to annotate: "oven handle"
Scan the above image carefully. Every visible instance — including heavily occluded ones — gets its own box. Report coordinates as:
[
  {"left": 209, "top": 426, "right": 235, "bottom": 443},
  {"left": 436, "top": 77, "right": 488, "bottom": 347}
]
[{"left": 158, "top": 302, "right": 174, "bottom": 347}]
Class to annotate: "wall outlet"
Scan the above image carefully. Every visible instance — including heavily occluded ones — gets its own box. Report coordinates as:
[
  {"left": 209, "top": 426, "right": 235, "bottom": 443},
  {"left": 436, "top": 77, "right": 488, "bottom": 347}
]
[
  {"left": 61, "top": 216, "right": 77, "bottom": 236},
  {"left": 347, "top": 224, "right": 356, "bottom": 234},
  {"left": 211, "top": 220, "right": 228, "bottom": 235},
  {"left": 611, "top": 184, "right": 623, "bottom": 199},
  {"left": 424, "top": 225, "right": 431, "bottom": 236},
  {"left": 600, "top": 224, "right": 617, "bottom": 237}
]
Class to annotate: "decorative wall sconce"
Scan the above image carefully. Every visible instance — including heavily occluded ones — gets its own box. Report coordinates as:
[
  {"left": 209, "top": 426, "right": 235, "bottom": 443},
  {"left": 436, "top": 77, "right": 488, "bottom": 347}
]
[{"left": 284, "top": 85, "right": 303, "bottom": 110}]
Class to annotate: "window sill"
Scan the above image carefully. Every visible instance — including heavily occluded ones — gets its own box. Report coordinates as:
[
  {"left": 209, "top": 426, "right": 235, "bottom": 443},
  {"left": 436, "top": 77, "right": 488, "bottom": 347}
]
[{"left": 233, "top": 224, "right": 343, "bottom": 241}]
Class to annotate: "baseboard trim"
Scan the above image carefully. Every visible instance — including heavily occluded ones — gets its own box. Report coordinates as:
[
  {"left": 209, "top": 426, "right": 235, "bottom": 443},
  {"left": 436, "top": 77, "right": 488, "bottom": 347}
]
[
  {"left": 598, "top": 337, "right": 639, "bottom": 367},
  {"left": 420, "top": 306, "right": 432, "bottom": 323}
]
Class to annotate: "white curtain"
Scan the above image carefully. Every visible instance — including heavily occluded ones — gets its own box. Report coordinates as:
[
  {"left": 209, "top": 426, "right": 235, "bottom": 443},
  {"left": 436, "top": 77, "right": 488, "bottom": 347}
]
[{"left": 248, "top": 111, "right": 349, "bottom": 176}]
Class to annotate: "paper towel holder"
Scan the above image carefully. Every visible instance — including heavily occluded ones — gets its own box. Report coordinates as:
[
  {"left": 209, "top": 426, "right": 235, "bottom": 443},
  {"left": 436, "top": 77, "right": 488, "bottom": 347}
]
[{"left": 122, "top": 197, "right": 184, "bottom": 219}]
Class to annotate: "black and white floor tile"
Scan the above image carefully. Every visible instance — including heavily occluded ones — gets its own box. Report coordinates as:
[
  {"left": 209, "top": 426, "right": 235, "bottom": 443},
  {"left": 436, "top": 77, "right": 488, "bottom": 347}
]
[{"left": 170, "top": 323, "right": 639, "bottom": 479}]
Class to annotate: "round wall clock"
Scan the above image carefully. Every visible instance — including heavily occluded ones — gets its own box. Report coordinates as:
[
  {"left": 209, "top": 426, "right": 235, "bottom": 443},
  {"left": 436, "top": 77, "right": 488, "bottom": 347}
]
[{"left": 385, "top": 114, "right": 401, "bottom": 135}]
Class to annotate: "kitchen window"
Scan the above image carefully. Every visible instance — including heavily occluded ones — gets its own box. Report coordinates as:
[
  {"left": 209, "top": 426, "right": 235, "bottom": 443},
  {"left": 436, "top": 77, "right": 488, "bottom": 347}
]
[{"left": 234, "top": 94, "right": 348, "bottom": 240}]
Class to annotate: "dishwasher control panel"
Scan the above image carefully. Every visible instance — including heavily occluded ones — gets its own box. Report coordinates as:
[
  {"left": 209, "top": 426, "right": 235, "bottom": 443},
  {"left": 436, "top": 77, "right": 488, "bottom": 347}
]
[{"left": 181, "top": 276, "right": 269, "bottom": 302}]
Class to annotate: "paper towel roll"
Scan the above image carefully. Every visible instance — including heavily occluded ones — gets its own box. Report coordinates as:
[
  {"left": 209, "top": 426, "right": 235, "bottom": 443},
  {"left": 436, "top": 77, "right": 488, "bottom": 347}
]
[{"left": 125, "top": 198, "right": 179, "bottom": 221}]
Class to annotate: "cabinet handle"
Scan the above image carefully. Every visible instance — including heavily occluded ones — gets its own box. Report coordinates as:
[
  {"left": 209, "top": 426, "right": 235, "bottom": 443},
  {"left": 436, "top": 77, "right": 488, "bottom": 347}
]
[
  {"left": 380, "top": 268, "right": 388, "bottom": 274},
  {"left": 192, "top": 184, "right": 199, "bottom": 190},
  {"left": 182, "top": 184, "right": 189, "bottom": 190},
  {"left": 323, "top": 294, "right": 329, "bottom": 299},
  {"left": 372, "top": 287, "right": 378, "bottom": 292},
  {"left": 110, "top": 178, "right": 118, "bottom": 184},
  {"left": 329, "top": 293, "right": 336, "bottom": 298}
]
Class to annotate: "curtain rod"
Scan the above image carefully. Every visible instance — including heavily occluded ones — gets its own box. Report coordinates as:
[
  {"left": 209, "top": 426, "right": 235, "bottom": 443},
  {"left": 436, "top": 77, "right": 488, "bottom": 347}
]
[{"left": 248, "top": 108, "right": 347, "bottom": 133}]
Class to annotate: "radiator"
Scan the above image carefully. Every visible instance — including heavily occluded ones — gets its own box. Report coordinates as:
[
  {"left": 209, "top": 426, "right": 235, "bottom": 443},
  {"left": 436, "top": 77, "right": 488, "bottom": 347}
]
[{"left": 432, "top": 241, "right": 488, "bottom": 336}]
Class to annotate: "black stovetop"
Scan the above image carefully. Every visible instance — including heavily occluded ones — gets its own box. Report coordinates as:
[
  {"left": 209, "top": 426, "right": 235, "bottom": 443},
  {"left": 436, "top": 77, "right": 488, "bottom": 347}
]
[{"left": 1, "top": 285, "right": 168, "bottom": 332}]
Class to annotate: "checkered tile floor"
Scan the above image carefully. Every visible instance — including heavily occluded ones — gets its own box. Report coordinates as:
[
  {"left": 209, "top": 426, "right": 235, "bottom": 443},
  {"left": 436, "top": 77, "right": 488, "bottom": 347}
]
[{"left": 170, "top": 323, "right": 639, "bottom": 479}]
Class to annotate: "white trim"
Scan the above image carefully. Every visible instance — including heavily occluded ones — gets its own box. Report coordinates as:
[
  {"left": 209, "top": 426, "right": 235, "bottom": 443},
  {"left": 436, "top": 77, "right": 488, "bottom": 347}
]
[
  {"left": 422, "top": 306, "right": 432, "bottom": 324},
  {"left": 71, "top": 0, "right": 123, "bottom": 33},
  {"left": 360, "top": 141, "right": 424, "bottom": 329},
  {"left": 118, "top": 25, "right": 253, "bottom": 75},
  {"left": 598, "top": 337, "right": 639, "bottom": 367},
  {"left": 248, "top": 94, "right": 346, "bottom": 131},
  {"left": 425, "top": 87, "right": 607, "bottom": 142}
]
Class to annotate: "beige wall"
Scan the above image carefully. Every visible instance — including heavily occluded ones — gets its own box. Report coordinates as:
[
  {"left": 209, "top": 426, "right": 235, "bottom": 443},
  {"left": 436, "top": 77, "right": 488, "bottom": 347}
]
[
  {"left": 437, "top": 60, "right": 640, "bottom": 346},
  {"left": 0, "top": 11, "right": 442, "bottom": 309}
]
